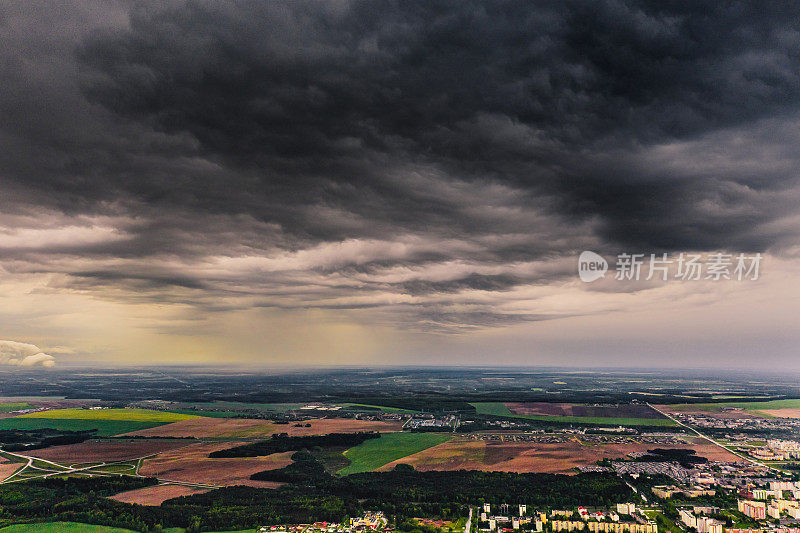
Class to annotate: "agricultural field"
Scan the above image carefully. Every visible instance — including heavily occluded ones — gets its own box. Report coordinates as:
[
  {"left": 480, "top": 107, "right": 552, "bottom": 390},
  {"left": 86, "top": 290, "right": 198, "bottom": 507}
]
[
  {"left": 378, "top": 435, "right": 740, "bottom": 474},
  {"left": 110, "top": 483, "right": 210, "bottom": 505},
  {"left": 137, "top": 442, "right": 294, "bottom": 487},
  {"left": 124, "top": 417, "right": 403, "bottom": 439},
  {"left": 660, "top": 399, "right": 800, "bottom": 419},
  {"left": 18, "top": 409, "right": 200, "bottom": 423},
  {"left": 0, "top": 456, "right": 23, "bottom": 481},
  {"left": 0, "top": 524, "right": 257, "bottom": 533},
  {"left": 176, "top": 401, "right": 418, "bottom": 414},
  {"left": 0, "top": 409, "right": 202, "bottom": 437},
  {"left": 123, "top": 418, "right": 278, "bottom": 438},
  {"left": 278, "top": 418, "right": 405, "bottom": 436},
  {"left": 24, "top": 439, "right": 193, "bottom": 463},
  {"left": 471, "top": 402, "right": 676, "bottom": 426},
  {"left": 0, "top": 523, "right": 141, "bottom": 533},
  {"left": 161, "top": 409, "right": 253, "bottom": 418},
  {"left": 0, "top": 418, "right": 162, "bottom": 437},
  {"left": 338, "top": 432, "right": 451, "bottom": 475},
  {"left": 0, "top": 403, "right": 34, "bottom": 414},
  {"left": 0, "top": 447, "right": 149, "bottom": 483}
]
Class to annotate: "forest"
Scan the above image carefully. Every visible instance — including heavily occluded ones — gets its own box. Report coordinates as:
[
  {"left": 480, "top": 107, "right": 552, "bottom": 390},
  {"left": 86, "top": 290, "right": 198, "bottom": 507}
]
[{"left": 208, "top": 432, "right": 381, "bottom": 458}]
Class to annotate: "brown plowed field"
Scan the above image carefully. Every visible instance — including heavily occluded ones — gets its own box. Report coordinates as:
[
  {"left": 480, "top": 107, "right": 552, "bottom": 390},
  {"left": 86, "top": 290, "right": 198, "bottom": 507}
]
[
  {"left": 110, "top": 484, "right": 210, "bottom": 505},
  {"left": 26, "top": 439, "right": 194, "bottom": 463},
  {"left": 123, "top": 417, "right": 403, "bottom": 438},
  {"left": 0, "top": 458, "right": 22, "bottom": 481},
  {"left": 380, "top": 436, "right": 740, "bottom": 474},
  {"left": 761, "top": 409, "right": 800, "bottom": 419},
  {"left": 138, "top": 441, "right": 293, "bottom": 487},
  {"left": 506, "top": 402, "right": 663, "bottom": 419}
]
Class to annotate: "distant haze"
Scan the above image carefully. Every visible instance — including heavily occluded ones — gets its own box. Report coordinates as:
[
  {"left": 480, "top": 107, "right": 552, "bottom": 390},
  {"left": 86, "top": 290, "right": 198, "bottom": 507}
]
[{"left": 0, "top": 1, "right": 798, "bottom": 368}]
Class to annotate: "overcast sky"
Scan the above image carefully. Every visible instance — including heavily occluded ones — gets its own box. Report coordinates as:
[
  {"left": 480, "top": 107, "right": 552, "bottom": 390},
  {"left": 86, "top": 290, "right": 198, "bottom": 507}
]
[{"left": 1, "top": 0, "right": 799, "bottom": 369}]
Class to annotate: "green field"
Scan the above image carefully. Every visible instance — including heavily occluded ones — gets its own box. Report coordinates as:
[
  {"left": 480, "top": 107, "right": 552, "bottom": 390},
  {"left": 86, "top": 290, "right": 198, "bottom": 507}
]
[
  {"left": 668, "top": 399, "right": 800, "bottom": 415},
  {"left": 0, "top": 418, "right": 164, "bottom": 436},
  {"left": 0, "top": 522, "right": 139, "bottom": 533},
  {"left": 338, "top": 432, "right": 451, "bottom": 475},
  {"left": 470, "top": 402, "right": 676, "bottom": 426},
  {"left": 0, "top": 524, "right": 257, "bottom": 533},
  {"left": 0, "top": 403, "right": 34, "bottom": 413},
  {"left": 19, "top": 408, "right": 200, "bottom": 423}
]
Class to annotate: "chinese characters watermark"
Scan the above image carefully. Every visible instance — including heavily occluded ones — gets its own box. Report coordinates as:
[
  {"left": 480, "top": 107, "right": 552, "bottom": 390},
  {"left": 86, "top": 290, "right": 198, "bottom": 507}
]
[{"left": 578, "top": 251, "right": 762, "bottom": 283}]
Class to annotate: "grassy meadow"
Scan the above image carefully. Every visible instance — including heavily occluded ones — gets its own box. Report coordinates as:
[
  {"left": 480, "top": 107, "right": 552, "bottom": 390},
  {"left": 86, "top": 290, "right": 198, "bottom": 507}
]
[{"left": 338, "top": 432, "right": 451, "bottom": 475}]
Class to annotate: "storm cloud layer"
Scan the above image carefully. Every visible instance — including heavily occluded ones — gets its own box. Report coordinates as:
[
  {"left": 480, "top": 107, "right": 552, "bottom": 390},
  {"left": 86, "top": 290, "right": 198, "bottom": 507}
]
[{"left": 2, "top": 0, "right": 800, "bottom": 338}]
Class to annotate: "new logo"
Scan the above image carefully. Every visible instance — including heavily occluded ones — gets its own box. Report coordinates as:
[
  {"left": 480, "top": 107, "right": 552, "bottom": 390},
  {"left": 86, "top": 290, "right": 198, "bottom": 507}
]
[{"left": 578, "top": 251, "right": 608, "bottom": 282}]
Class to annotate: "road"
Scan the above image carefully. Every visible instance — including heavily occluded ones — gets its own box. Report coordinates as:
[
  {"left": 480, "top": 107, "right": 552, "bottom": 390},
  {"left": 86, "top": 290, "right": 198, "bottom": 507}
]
[
  {"left": 0, "top": 449, "right": 219, "bottom": 489},
  {"left": 464, "top": 507, "right": 472, "bottom": 533},
  {"left": 647, "top": 403, "right": 784, "bottom": 473},
  {"left": 623, "top": 479, "right": 647, "bottom": 503}
]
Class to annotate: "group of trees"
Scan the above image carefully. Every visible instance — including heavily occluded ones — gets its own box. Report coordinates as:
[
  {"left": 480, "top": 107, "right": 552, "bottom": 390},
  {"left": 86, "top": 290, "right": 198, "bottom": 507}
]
[
  {"left": 0, "top": 429, "right": 93, "bottom": 452},
  {"left": 0, "top": 476, "right": 170, "bottom": 531},
  {"left": 209, "top": 432, "right": 380, "bottom": 458}
]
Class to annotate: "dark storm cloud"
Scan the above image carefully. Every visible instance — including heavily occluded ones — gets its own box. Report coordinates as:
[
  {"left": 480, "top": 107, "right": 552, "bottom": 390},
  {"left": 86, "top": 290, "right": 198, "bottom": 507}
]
[
  {"left": 74, "top": 0, "right": 800, "bottom": 246},
  {"left": 1, "top": 0, "right": 800, "bottom": 331}
]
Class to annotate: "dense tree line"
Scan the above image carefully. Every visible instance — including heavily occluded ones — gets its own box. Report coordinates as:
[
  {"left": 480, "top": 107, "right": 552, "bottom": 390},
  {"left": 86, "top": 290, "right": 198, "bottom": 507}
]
[
  {"left": 0, "top": 476, "right": 169, "bottom": 531},
  {"left": 0, "top": 429, "right": 93, "bottom": 451},
  {"left": 640, "top": 449, "right": 707, "bottom": 466},
  {"left": 209, "top": 432, "right": 380, "bottom": 458},
  {"left": 251, "top": 450, "right": 329, "bottom": 482}
]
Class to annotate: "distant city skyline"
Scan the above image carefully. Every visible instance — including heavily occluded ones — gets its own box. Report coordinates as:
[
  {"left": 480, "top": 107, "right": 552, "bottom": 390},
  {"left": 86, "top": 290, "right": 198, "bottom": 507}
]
[{"left": 0, "top": 1, "right": 798, "bottom": 369}]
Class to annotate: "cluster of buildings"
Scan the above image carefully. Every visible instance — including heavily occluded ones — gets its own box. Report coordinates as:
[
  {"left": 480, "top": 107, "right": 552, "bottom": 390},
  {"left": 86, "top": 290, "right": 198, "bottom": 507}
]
[
  {"left": 257, "top": 513, "right": 387, "bottom": 533},
  {"left": 477, "top": 503, "right": 653, "bottom": 533},
  {"left": 405, "top": 415, "right": 458, "bottom": 430},
  {"left": 651, "top": 484, "right": 716, "bottom": 499},
  {"left": 738, "top": 499, "right": 800, "bottom": 521},
  {"left": 671, "top": 412, "right": 800, "bottom": 434},
  {"left": 550, "top": 521, "right": 656, "bottom": 533},
  {"left": 479, "top": 503, "right": 545, "bottom": 531},
  {"left": 734, "top": 480, "right": 800, "bottom": 521},
  {"left": 748, "top": 441, "right": 800, "bottom": 461},
  {"left": 678, "top": 508, "right": 724, "bottom": 533},
  {"left": 727, "top": 529, "right": 800, "bottom": 533}
]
